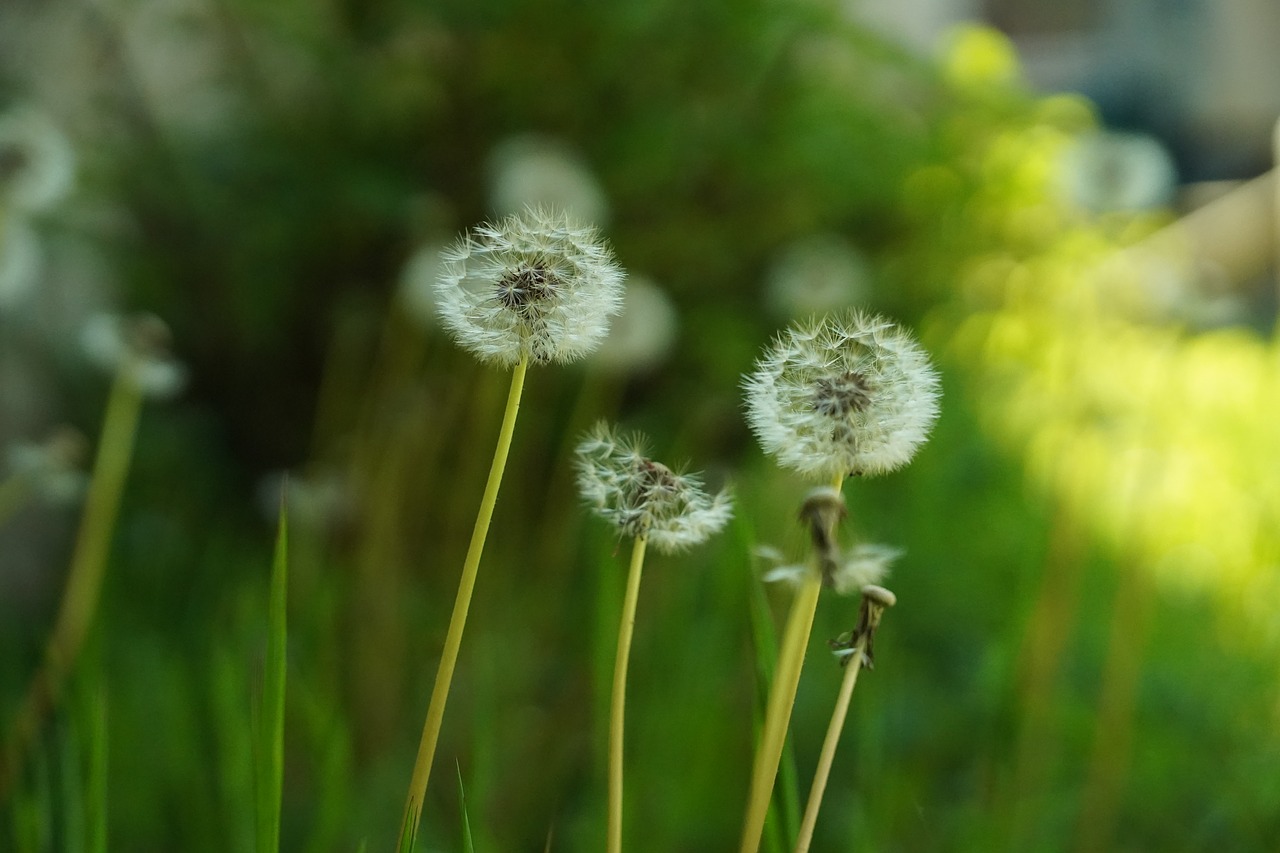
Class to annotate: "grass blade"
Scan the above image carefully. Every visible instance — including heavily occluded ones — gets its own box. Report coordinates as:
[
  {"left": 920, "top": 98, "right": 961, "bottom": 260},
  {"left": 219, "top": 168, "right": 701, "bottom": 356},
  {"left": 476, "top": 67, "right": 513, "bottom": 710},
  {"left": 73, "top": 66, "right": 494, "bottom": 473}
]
[
  {"left": 255, "top": 488, "right": 289, "bottom": 853},
  {"left": 457, "top": 761, "right": 476, "bottom": 853}
]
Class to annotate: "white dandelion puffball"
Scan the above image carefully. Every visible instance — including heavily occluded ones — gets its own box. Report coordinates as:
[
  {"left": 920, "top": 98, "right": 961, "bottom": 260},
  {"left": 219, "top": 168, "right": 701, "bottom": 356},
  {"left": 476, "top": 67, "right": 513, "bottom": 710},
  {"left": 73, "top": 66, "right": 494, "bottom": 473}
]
[
  {"left": 435, "top": 207, "right": 625, "bottom": 367},
  {"left": 576, "top": 422, "right": 733, "bottom": 554},
  {"left": 744, "top": 310, "right": 941, "bottom": 479},
  {"left": 765, "top": 233, "right": 870, "bottom": 319}
]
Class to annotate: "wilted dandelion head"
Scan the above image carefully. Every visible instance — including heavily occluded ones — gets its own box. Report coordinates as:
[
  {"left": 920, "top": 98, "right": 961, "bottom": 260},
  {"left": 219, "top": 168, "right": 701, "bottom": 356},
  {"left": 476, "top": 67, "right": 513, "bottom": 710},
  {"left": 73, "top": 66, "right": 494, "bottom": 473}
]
[
  {"left": 80, "top": 312, "right": 187, "bottom": 398},
  {"left": 743, "top": 310, "right": 940, "bottom": 479},
  {"left": 435, "top": 207, "right": 624, "bottom": 367},
  {"left": 575, "top": 422, "right": 732, "bottom": 554}
]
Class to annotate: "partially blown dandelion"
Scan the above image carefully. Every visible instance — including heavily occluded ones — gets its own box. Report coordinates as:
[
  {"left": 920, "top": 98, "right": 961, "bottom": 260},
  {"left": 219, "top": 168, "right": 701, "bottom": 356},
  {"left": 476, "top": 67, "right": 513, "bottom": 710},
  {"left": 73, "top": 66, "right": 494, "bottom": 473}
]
[
  {"left": 400, "top": 210, "right": 624, "bottom": 850},
  {"left": 435, "top": 206, "right": 624, "bottom": 366},
  {"left": 744, "top": 310, "right": 940, "bottom": 481},
  {"left": 576, "top": 422, "right": 731, "bottom": 853},
  {"left": 576, "top": 422, "right": 732, "bottom": 552}
]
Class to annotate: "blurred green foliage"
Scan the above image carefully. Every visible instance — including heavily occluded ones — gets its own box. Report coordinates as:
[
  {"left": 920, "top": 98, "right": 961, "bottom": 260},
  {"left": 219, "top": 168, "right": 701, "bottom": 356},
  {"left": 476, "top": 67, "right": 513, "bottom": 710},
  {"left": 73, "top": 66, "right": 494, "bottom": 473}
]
[{"left": 2, "top": 0, "right": 1279, "bottom": 851}]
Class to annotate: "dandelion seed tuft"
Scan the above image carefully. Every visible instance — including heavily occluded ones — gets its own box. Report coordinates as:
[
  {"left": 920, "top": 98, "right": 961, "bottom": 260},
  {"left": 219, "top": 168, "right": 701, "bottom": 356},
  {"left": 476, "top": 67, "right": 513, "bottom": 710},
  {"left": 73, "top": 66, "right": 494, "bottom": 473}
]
[
  {"left": 0, "top": 108, "right": 76, "bottom": 213},
  {"left": 434, "top": 207, "right": 624, "bottom": 367},
  {"left": 575, "top": 422, "right": 732, "bottom": 554},
  {"left": 743, "top": 309, "right": 941, "bottom": 479}
]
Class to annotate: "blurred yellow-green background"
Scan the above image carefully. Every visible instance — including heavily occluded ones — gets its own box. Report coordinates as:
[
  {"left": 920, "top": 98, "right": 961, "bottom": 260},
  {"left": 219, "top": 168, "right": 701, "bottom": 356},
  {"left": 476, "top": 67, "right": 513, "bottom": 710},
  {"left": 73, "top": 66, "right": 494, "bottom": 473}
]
[{"left": 2, "top": 0, "right": 1279, "bottom": 850}]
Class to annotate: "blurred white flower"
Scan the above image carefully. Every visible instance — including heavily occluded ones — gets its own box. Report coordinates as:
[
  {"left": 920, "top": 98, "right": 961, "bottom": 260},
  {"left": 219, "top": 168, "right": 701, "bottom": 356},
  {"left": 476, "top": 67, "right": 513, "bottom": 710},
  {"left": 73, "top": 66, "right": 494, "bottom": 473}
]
[
  {"left": 435, "top": 207, "right": 625, "bottom": 366},
  {"left": 1059, "top": 130, "right": 1177, "bottom": 213},
  {"left": 487, "top": 134, "right": 610, "bottom": 225},
  {"left": 0, "top": 219, "right": 42, "bottom": 307},
  {"left": 80, "top": 312, "right": 187, "bottom": 399},
  {"left": 743, "top": 310, "right": 941, "bottom": 479},
  {"left": 256, "top": 468, "right": 354, "bottom": 532},
  {"left": 398, "top": 241, "right": 446, "bottom": 330},
  {"left": 590, "top": 275, "right": 678, "bottom": 374},
  {"left": 765, "top": 233, "right": 870, "bottom": 319},
  {"left": 5, "top": 426, "right": 88, "bottom": 505},
  {"left": 576, "top": 421, "right": 733, "bottom": 553},
  {"left": 0, "top": 107, "right": 75, "bottom": 213}
]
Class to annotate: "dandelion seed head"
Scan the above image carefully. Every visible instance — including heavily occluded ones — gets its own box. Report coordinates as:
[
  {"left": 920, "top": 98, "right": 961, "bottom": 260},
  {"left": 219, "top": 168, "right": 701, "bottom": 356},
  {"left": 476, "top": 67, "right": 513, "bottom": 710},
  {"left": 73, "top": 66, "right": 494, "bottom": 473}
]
[
  {"left": 831, "top": 543, "right": 902, "bottom": 595},
  {"left": 743, "top": 310, "right": 941, "bottom": 479},
  {"left": 575, "top": 422, "right": 732, "bottom": 554},
  {"left": 435, "top": 207, "right": 624, "bottom": 367}
]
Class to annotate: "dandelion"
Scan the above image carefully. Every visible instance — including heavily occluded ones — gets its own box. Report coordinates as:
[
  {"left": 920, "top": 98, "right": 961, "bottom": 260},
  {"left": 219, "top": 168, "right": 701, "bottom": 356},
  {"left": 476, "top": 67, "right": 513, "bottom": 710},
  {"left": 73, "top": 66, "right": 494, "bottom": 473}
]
[
  {"left": 434, "top": 206, "right": 624, "bottom": 367},
  {"left": 0, "top": 107, "right": 76, "bottom": 214},
  {"left": 743, "top": 310, "right": 940, "bottom": 481},
  {"left": 590, "top": 276, "right": 679, "bottom": 375},
  {"left": 0, "top": 219, "right": 42, "bottom": 308},
  {"left": 763, "top": 542, "right": 900, "bottom": 595},
  {"left": 1, "top": 427, "right": 88, "bottom": 516},
  {"left": 739, "top": 313, "right": 937, "bottom": 853},
  {"left": 400, "top": 210, "right": 625, "bottom": 849},
  {"left": 487, "top": 133, "right": 610, "bottom": 225},
  {"left": 81, "top": 312, "right": 187, "bottom": 399},
  {"left": 576, "top": 422, "right": 731, "bottom": 853},
  {"left": 764, "top": 233, "right": 870, "bottom": 319}
]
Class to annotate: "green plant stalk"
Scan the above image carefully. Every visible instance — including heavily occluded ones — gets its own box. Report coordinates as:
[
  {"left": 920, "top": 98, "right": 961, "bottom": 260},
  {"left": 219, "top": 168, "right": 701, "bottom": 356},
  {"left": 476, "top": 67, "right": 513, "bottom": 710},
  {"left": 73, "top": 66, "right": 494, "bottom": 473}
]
[
  {"left": 256, "top": 498, "right": 289, "bottom": 853},
  {"left": 397, "top": 356, "right": 529, "bottom": 851},
  {"left": 608, "top": 534, "right": 649, "bottom": 853},
  {"left": 792, "top": 633, "right": 868, "bottom": 853},
  {"left": 739, "top": 574, "right": 822, "bottom": 853},
  {"left": 1, "top": 369, "right": 144, "bottom": 798},
  {"left": 739, "top": 473, "right": 844, "bottom": 853}
]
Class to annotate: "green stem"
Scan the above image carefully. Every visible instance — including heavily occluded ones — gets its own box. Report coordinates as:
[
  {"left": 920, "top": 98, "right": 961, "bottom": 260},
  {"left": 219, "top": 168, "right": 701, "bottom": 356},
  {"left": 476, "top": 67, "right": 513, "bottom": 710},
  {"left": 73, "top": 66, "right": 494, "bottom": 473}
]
[
  {"left": 739, "top": 473, "right": 844, "bottom": 853},
  {"left": 397, "top": 357, "right": 529, "bottom": 850},
  {"left": 739, "top": 575, "right": 822, "bottom": 853},
  {"left": 608, "top": 535, "right": 648, "bottom": 853},
  {"left": 1, "top": 369, "right": 144, "bottom": 798},
  {"left": 792, "top": 632, "right": 868, "bottom": 853}
]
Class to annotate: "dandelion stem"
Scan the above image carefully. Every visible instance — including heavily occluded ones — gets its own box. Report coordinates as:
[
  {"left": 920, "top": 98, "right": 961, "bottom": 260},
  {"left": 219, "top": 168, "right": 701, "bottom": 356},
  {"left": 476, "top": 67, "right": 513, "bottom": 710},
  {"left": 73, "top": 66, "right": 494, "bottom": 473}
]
[
  {"left": 398, "top": 356, "right": 529, "bottom": 850},
  {"left": 739, "top": 474, "right": 844, "bottom": 853},
  {"left": 793, "top": 633, "right": 868, "bottom": 853},
  {"left": 608, "top": 534, "right": 648, "bottom": 853},
  {"left": 740, "top": 574, "right": 821, "bottom": 853},
  {"left": 1, "top": 369, "right": 144, "bottom": 798}
]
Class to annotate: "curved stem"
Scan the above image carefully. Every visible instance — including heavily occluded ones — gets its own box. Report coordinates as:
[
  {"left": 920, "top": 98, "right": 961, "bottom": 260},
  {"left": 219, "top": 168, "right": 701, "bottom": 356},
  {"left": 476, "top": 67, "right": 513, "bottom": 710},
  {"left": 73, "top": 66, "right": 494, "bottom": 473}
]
[
  {"left": 739, "top": 473, "right": 844, "bottom": 853},
  {"left": 608, "top": 535, "right": 648, "bottom": 853},
  {"left": 397, "top": 357, "right": 528, "bottom": 850},
  {"left": 793, "top": 633, "right": 868, "bottom": 853}
]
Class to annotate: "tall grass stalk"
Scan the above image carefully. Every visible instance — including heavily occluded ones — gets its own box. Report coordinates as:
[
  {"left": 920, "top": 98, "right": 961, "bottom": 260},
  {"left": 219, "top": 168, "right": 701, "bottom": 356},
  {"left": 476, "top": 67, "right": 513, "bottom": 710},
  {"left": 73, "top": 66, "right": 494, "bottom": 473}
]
[
  {"left": 607, "top": 534, "right": 648, "bottom": 853},
  {"left": 254, "top": 494, "right": 289, "bottom": 853},
  {"left": 398, "top": 356, "right": 529, "bottom": 850},
  {"left": 1, "top": 370, "right": 144, "bottom": 797},
  {"left": 739, "top": 473, "right": 844, "bottom": 853}
]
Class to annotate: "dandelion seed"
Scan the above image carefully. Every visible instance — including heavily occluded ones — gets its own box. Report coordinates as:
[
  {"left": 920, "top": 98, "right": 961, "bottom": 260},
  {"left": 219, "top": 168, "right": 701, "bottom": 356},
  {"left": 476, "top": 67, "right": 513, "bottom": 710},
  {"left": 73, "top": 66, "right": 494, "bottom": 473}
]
[
  {"left": 80, "top": 312, "right": 187, "bottom": 399},
  {"left": 434, "top": 207, "right": 624, "bottom": 367},
  {"left": 576, "top": 422, "right": 733, "bottom": 553},
  {"left": 743, "top": 310, "right": 941, "bottom": 480}
]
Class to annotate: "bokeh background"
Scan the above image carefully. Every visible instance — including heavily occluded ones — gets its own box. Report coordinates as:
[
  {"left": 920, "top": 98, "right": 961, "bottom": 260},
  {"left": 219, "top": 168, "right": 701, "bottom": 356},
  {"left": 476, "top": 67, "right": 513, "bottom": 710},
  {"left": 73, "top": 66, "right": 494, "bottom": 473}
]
[{"left": 2, "top": 0, "right": 1279, "bottom": 850}]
